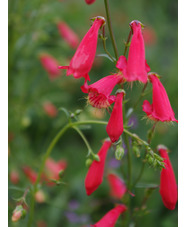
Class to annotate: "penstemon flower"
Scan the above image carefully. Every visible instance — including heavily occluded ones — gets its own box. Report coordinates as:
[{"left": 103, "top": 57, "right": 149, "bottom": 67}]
[
  {"left": 59, "top": 17, "right": 105, "bottom": 90},
  {"left": 158, "top": 145, "right": 178, "bottom": 210},
  {"left": 39, "top": 54, "right": 61, "bottom": 80},
  {"left": 116, "top": 20, "right": 150, "bottom": 83},
  {"left": 142, "top": 73, "right": 178, "bottom": 122},
  {"left": 107, "top": 173, "right": 127, "bottom": 199},
  {"left": 43, "top": 101, "right": 58, "bottom": 118},
  {"left": 85, "top": 140, "right": 112, "bottom": 196},
  {"left": 83, "top": 74, "right": 123, "bottom": 108},
  {"left": 57, "top": 21, "right": 79, "bottom": 49},
  {"left": 85, "top": 0, "right": 96, "bottom": 4},
  {"left": 106, "top": 90, "right": 125, "bottom": 143},
  {"left": 90, "top": 204, "right": 127, "bottom": 227}
]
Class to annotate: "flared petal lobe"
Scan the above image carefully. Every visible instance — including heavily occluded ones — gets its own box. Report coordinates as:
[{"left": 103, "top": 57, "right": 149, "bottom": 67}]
[
  {"left": 158, "top": 146, "right": 178, "bottom": 210},
  {"left": 84, "top": 74, "right": 123, "bottom": 109},
  {"left": 91, "top": 204, "right": 127, "bottom": 227},
  {"left": 85, "top": 140, "right": 112, "bottom": 196},
  {"left": 142, "top": 73, "right": 178, "bottom": 122},
  {"left": 107, "top": 173, "right": 127, "bottom": 199},
  {"left": 106, "top": 91, "right": 124, "bottom": 143},
  {"left": 59, "top": 17, "right": 105, "bottom": 85}
]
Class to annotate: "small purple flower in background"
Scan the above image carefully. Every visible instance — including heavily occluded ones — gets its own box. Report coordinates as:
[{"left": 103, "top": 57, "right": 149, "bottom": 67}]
[
  {"left": 128, "top": 114, "right": 138, "bottom": 129},
  {"left": 64, "top": 211, "right": 90, "bottom": 224},
  {"left": 68, "top": 200, "right": 80, "bottom": 210},
  {"left": 108, "top": 158, "right": 121, "bottom": 169}
]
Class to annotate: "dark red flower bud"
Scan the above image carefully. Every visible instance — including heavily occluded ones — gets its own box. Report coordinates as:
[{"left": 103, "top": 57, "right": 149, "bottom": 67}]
[
  {"left": 91, "top": 204, "right": 127, "bottom": 227},
  {"left": 158, "top": 145, "right": 178, "bottom": 210},
  {"left": 85, "top": 140, "right": 112, "bottom": 195}
]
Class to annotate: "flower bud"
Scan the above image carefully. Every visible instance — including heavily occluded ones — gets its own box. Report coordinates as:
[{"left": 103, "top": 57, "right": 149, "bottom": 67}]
[
  {"left": 12, "top": 205, "right": 26, "bottom": 222},
  {"left": 35, "top": 190, "right": 46, "bottom": 203},
  {"left": 115, "top": 146, "right": 124, "bottom": 160},
  {"left": 86, "top": 159, "right": 93, "bottom": 168}
]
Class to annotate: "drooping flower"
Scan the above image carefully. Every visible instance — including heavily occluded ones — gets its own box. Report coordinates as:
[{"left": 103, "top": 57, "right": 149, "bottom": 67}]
[
  {"left": 91, "top": 204, "right": 127, "bottom": 227},
  {"left": 57, "top": 21, "right": 79, "bottom": 49},
  {"left": 22, "top": 166, "right": 37, "bottom": 184},
  {"left": 142, "top": 73, "right": 178, "bottom": 122},
  {"left": 107, "top": 173, "right": 127, "bottom": 199},
  {"left": 106, "top": 90, "right": 125, "bottom": 143},
  {"left": 116, "top": 20, "right": 150, "bottom": 83},
  {"left": 39, "top": 54, "right": 61, "bottom": 80},
  {"left": 59, "top": 17, "right": 105, "bottom": 88},
  {"left": 85, "top": 140, "right": 112, "bottom": 196},
  {"left": 45, "top": 158, "right": 67, "bottom": 181},
  {"left": 10, "top": 170, "right": 20, "bottom": 184},
  {"left": 12, "top": 205, "right": 25, "bottom": 222},
  {"left": 43, "top": 101, "right": 58, "bottom": 118},
  {"left": 158, "top": 145, "right": 178, "bottom": 210},
  {"left": 83, "top": 74, "right": 123, "bottom": 109},
  {"left": 85, "top": 0, "right": 96, "bottom": 4}
]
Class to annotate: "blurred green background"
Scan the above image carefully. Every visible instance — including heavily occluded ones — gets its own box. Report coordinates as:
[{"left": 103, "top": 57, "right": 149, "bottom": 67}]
[{"left": 8, "top": 0, "right": 178, "bottom": 226}]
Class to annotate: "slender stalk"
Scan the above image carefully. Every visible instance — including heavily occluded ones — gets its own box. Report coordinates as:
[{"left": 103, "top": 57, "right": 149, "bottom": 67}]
[
  {"left": 72, "top": 126, "right": 95, "bottom": 157},
  {"left": 133, "top": 82, "right": 148, "bottom": 110},
  {"left": 101, "top": 26, "right": 116, "bottom": 62},
  {"left": 104, "top": 0, "right": 119, "bottom": 60},
  {"left": 124, "top": 30, "right": 132, "bottom": 56},
  {"left": 132, "top": 122, "right": 157, "bottom": 188}
]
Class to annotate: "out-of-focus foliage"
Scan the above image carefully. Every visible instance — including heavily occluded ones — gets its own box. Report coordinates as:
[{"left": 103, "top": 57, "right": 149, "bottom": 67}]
[{"left": 8, "top": 0, "right": 177, "bottom": 226}]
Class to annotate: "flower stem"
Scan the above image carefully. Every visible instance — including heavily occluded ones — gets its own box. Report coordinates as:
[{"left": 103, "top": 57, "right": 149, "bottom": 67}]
[
  {"left": 104, "top": 0, "right": 119, "bottom": 60},
  {"left": 124, "top": 30, "right": 132, "bottom": 56}
]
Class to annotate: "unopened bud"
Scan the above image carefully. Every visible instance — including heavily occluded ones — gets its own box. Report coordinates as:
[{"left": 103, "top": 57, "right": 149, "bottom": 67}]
[
  {"left": 35, "top": 190, "right": 46, "bottom": 203},
  {"left": 86, "top": 159, "right": 93, "bottom": 167},
  {"left": 12, "top": 205, "right": 26, "bottom": 222},
  {"left": 133, "top": 145, "right": 140, "bottom": 157},
  {"left": 115, "top": 146, "right": 125, "bottom": 160},
  {"left": 58, "top": 170, "right": 64, "bottom": 178},
  {"left": 92, "top": 154, "right": 100, "bottom": 162}
]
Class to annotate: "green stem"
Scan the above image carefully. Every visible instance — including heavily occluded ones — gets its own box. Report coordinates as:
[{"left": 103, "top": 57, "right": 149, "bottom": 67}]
[
  {"left": 101, "top": 26, "right": 116, "bottom": 62},
  {"left": 104, "top": 0, "right": 119, "bottom": 60},
  {"left": 27, "top": 124, "right": 71, "bottom": 227},
  {"left": 72, "top": 126, "right": 95, "bottom": 157},
  {"left": 124, "top": 30, "right": 132, "bottom": 56},
  {"left": 132, "top": 122, "right": 157, "bottom": 188}
]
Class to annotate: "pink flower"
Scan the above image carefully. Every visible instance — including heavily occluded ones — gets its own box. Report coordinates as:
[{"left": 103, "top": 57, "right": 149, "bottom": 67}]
[
  {"left": 39, "top": 54, "right": 61, "bottom": 80},
  {"left": 43, "top": 101, "right": 58, "bottom": 118},
  {"left": 23, "top": 166, "right": 37, "bottom": 184},
  {"left": 85, "top": 140, "right": 112, "bottom": 195},
  {"left": 57, "top": 21, "right": 79, "bottom": 49},
  {"left": 116, "top": 20, "right": 150, "bottom": 83},
  {"left": 85, "top": 0, "right": 96, "bottom": 4},
  {"left": 59, "top": 17, "right": 105, "bottom": 89},
  {"left": 91, "top": 204, "right": 127, "bottom": 227},
  {"left": 83, "top": 74, "right": 123, "bottom": 109},
  {"left": 45, "top": 158, "right": 67, "bottom": 181},
  {"left": 158, "top": 145, "right": 178, "bottom": 210},
  {"left": 10, "top": 170, "right": 20, "bottom": 184},
  {"left": 107, "top": 173, "right": 127, "bottom": 199},
  {"left": 106, "top": 91, "right": 125, "bottom": 143},
  {"left": 142, "top": 73, "right": 178, "bottom": 122}
]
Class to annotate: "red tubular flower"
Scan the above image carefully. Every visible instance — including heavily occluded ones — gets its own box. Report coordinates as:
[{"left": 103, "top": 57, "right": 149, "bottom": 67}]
[
  {"left": 107, "top": 173, "right": 127, "bottom": 199},
  {"left": 59, "top": 17, "right": 105, "bottom": 88},
  {"left": 85, "top": 140, "right": 112, "bottom": 196},
  {"left": 10, "top": 170, "right": 20, "bottom": 184},
  {"left": 106, "top": 91, "right": 125, "bottom": 143},
  {"left": 142, "top": 73, "right": 178, "bottom": 122},
  {"left": 85, "top": 0, "right": 96, "bottom": 4},
  {"left": 91, "top": 204, "right": 127, "bottom": 227},
  {"left": 43, "top": 101, "right": 58, "bottom": 118},
  {"left": 45, "top": 158, "right": 67, "bottom": 180},
  {"left": 158, "top": 145, "right": 178, "bottom": 210},
  {"left": 116, "top": 20, "right": 150, "bottom": 83},
  {"left": 23, "top": 166, "right": 37, "bottom": 184},
  {"left": 39, "top": 54, "right": 61, "bottom": 80},
  {"left": 83, "top": 74, "right": 123, "bottom": 109},
  {"left": 57, "top": 21, "right": 79, "bottom": 49}
]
